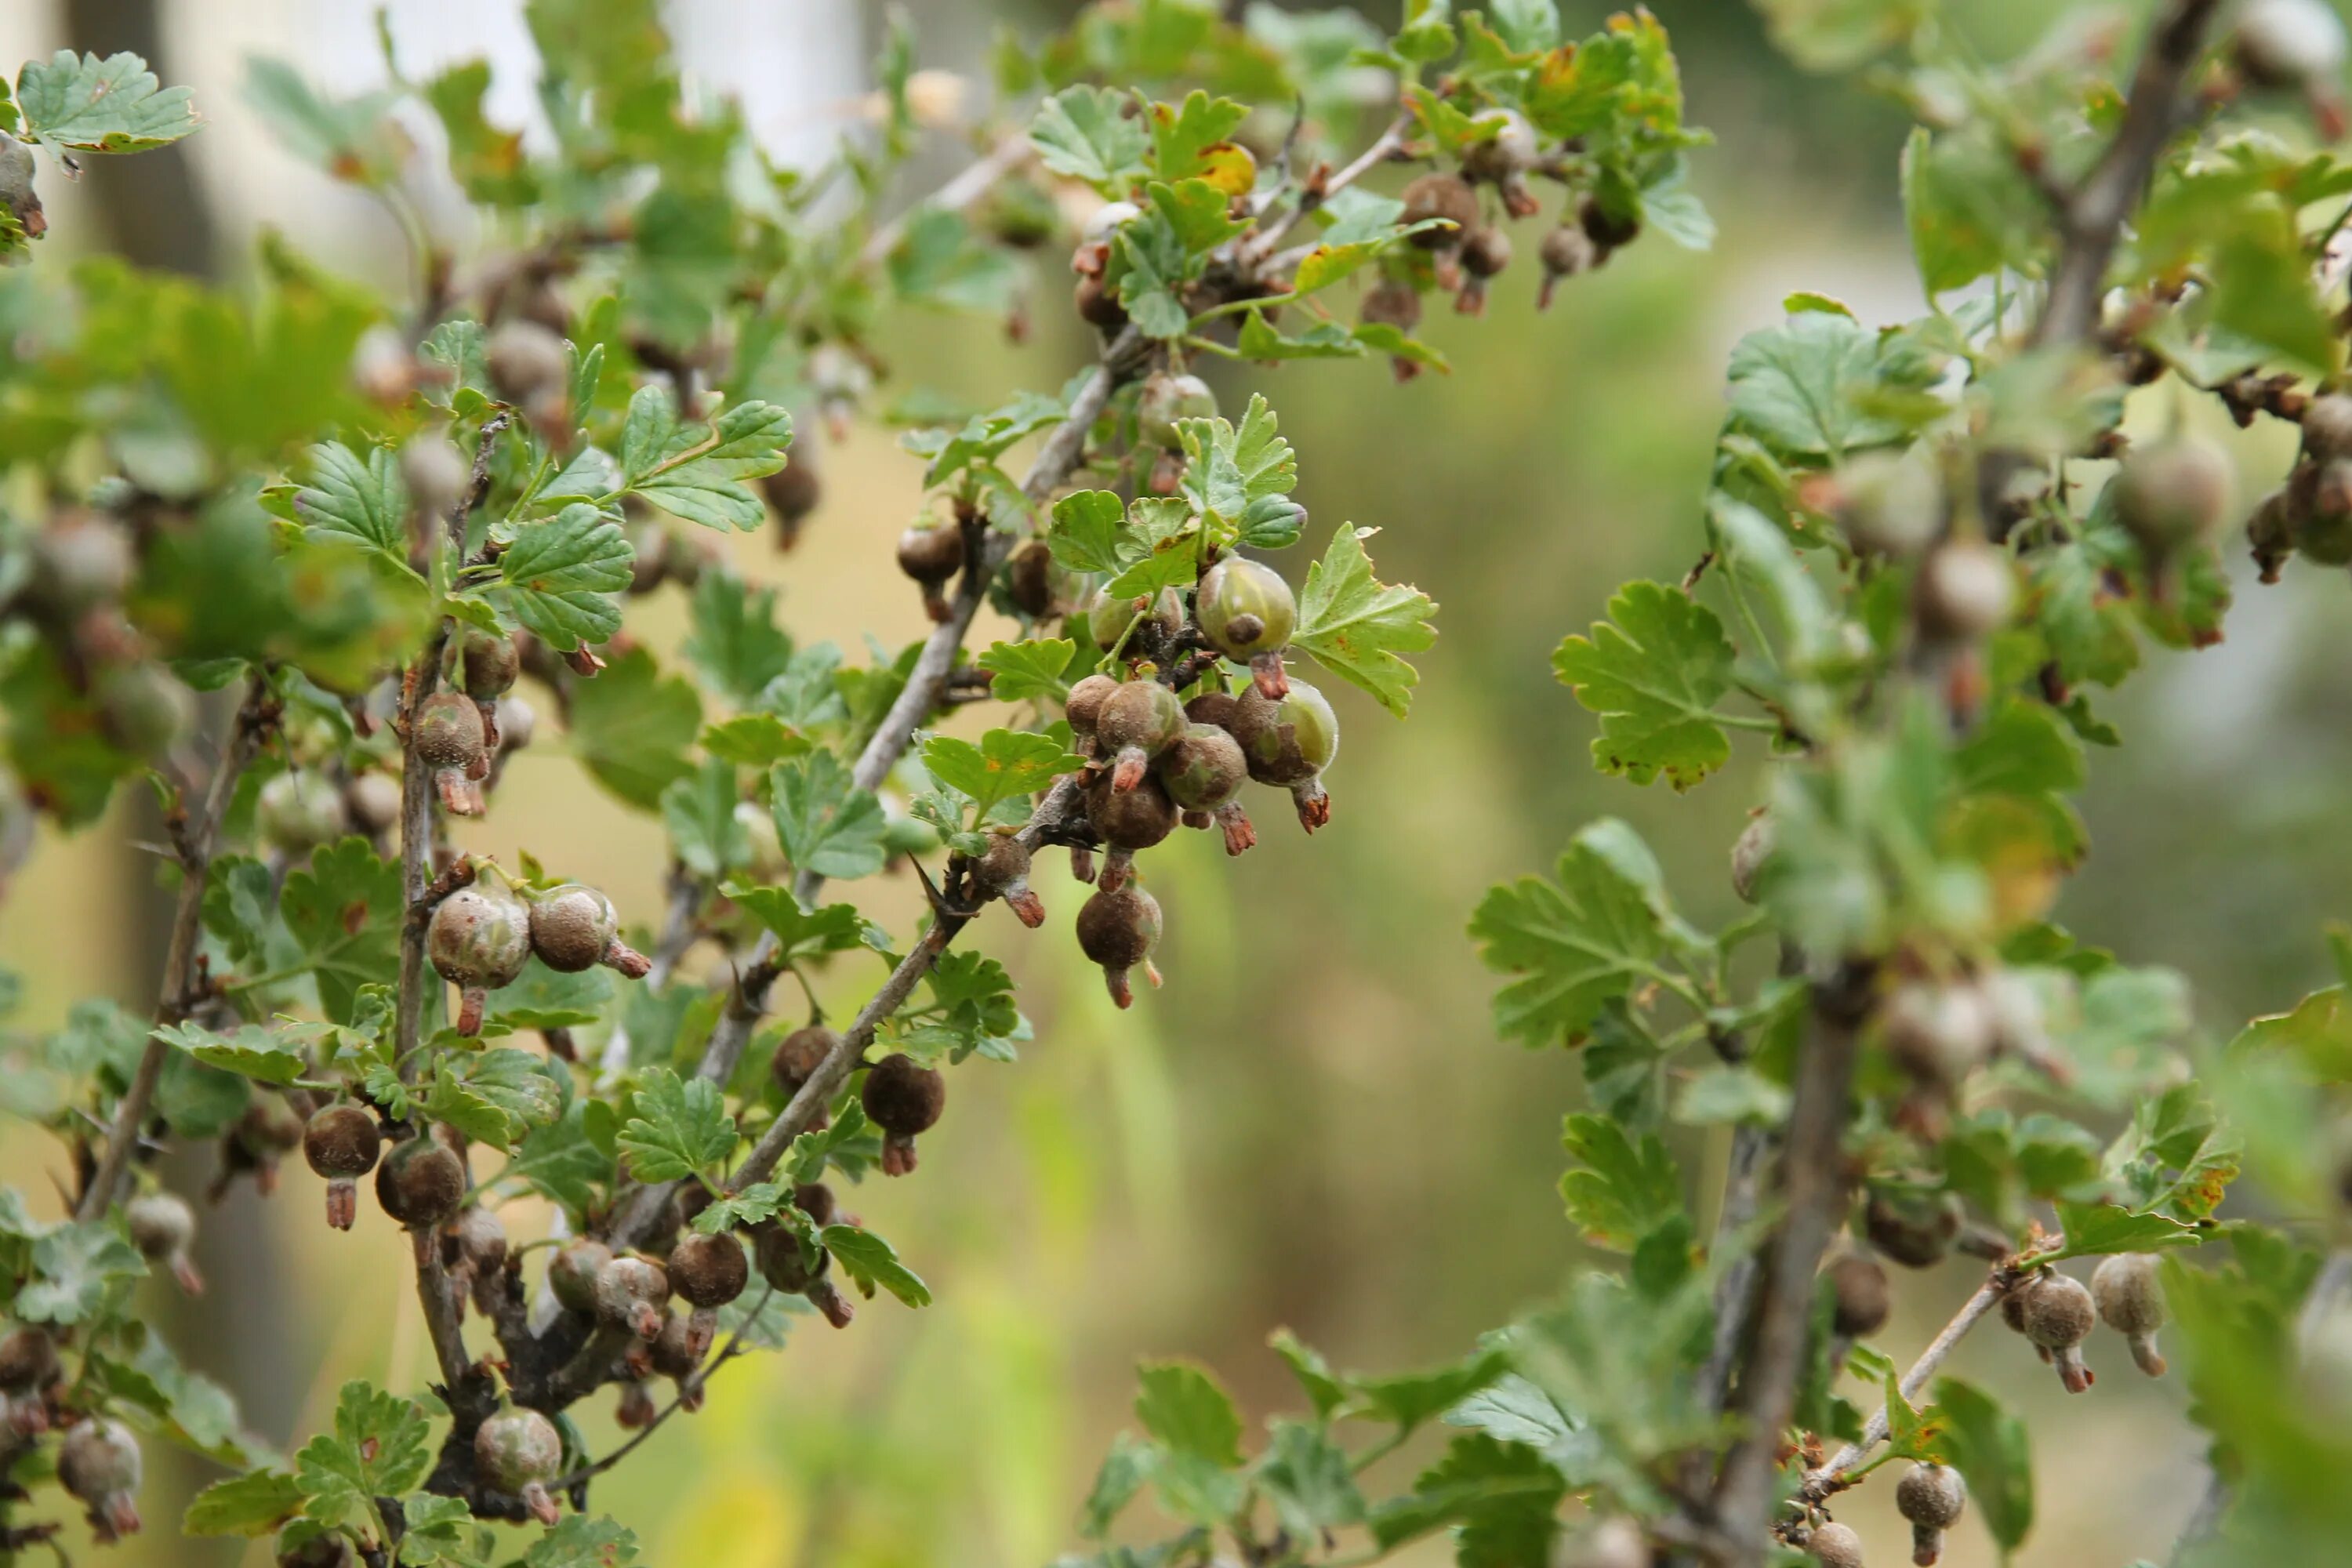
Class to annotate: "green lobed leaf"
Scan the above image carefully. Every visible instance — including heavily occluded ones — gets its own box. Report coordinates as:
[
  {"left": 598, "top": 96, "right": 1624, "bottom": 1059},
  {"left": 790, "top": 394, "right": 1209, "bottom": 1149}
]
[
  {"left": 568, "top": 647, "right": 702, "bottom": 811},
  {"left": 524, "top": 1515, "right": 642, "bottom": 1568},
  {"left": 1553, "top": 580, "right": 1737, "bottom": 789},
  {"left": 1133, "top": 1362, "right": 1244, "bottom": 1468},
  {"left": 976, "top": 638, "right": 1076, "bottom": 704},
  {"left": 14, "top": 1221, "right": 147, "bottom": 1323},
  {"left": 1558, "top": 1113, "right": 1685, "bottom": 1252},
  {"left": 1726, "top": 309, "right": 1939, "bottom": 461},
  {"left": 1290, "top": 524, "right": 1438, "bottom": 718},
  {"left": 292, "top": 441, "right": 408, "bottom": 560},
  {"left": 615, "top": 1066, "right": 736, "bottom": 1182},
  {"left": 619, "top": 386, "right": 793, "bottom": 531},
  {"left": 769, "top": 751, "right": 887, "bottom": 882},
  {"left": 920, "top": 729, "right": 1084, "bottom": 819},
  {"left": 1468, "top": 819, "right": 1669, "bottom": 1046},
  {"left": 292, "top": 1381, "right": 436, "bottom": 1531},
  {"left": 719, "top": 887, "right": 873, "bottom": 962},
  {"left": 684, "top": 572, "right": 794, "bottom": 706},
  {"left": 17, "top": 50, "right": 200, "bottom": 151},
  {"left": 151, "top": 1021, "right": 307, "bottom": 1084},
  {"left": 1029, "top": 85, "right": 1150, "bottom": 194},
  {"left": 497, "top": 502, "right": 631, "bottom": 652},
  {"left": 821, "top": 1223, "right": 931, "bottom": 1307},
  {"left": 182, "top": 1468, "right": 306, "bottom": 1537}
]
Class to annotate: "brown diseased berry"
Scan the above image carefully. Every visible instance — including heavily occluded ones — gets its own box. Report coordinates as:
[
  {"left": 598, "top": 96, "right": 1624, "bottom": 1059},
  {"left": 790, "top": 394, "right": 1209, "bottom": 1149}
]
[
  {"left": 413, "top": 691, "right": 488, "bottom": 815},
  {"left": 1454, "top": 226, "right": 1512, "bottom": 316},
  {"left": 233, "top": 1095, "right": 307, "bottom": 1196},
  {"left": 376, "top": 1136, "right": 466, "bottom": 1230},
  {"left": 449, "top": 626, "right": 520, "bottom": 700},
  {"left": 971, "top": 834, "right": 1046, "bottom": 927},
  {"left": 1095, "top": 681, "right": 1188, "bottom": 793},
  {"left": 1401, "top": 173, "right": 1479, "bottom": 267},
  {"left": 549, "top": 1237, "right": 612, "bottom": 1314},
  {"left": 126, "top": 1190, "right": 203, "bottom": 1295},
  {"left": 595, "top": 1254, "right": 671, "bottom": 1340},
  {"left": 2018, "top": 1268, "right": 2097, "bottom": 1392},
  {"left": 863, "top": 1053, "right": 946, "bottom": 1177},
  {"left": 2092, "top": 1251, "right": 2169, "bottom": 1377},
  {"left": 793, "top": 1182, "right": 838, "bottom": 1227},
  {"left": 1807, "top": 1521, "right": 1864, "bottom": 1568},
  {"left": 1007, "top": 539, "right": 1055, "bottom": 618},
  {"left": 1537, "top": 225, "right": 1599, "bottom": 310},
  {"left": 429, "top": 882, "right": 533, "bottom": 1035},
  {"left": 1086, "top": 769, "right": 1178, "bottom": 892},
  {"left": 1896, "top": 1462, "right": 1967, "bottom": 1567},
  {"left": 1826, "top": 1254, "right": 1889, "bottom": 1338},
  {"left": 771, "top": 1025, "right": 839, "bottom": 1098},
  {"left": 898, "top": 523, "right": 966, "bottom": 622},
  {"left": 304, "top": 1105, "right": 382, "bottom": 1232},
  {"left": 1579, "top": 194, "right": 1641, "bottom": 252},
  {"left": 530, "top": 882, "right": 651, "bottom": 977},
  {"left": 753, "top": 1224, "right": 854, "bottom": 1327},
  {"left": 1065, "top": 673, "right": 1121, "bottom": 742},
  {"left": 1075, "top": 272, "right": 1128, "bottom": 331},
  {"left": 1076, "top": 883, "right": 1163, "bottom": 1008},
  {"left": 1864, "top": 1189, "right": 1960, "bottom": 1269},
  {"left": 1229, "top": 679, "right": 1339, "bottom": 831},
  {"left": 58, "top": 1417, "right": 143, "bottom": 1541},
  {"left": 669, "top": 1230, "right": 750, "bottom": 1309}
]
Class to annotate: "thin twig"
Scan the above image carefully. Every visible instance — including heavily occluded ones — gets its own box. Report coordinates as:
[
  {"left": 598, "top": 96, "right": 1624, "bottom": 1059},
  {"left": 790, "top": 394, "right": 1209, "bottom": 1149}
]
[
  {"left": 75, "top": 674, "right": 274, "bottom": 1223},
  {"left": 546, "top": 1287, "right": 774, "bottom": 1492},
  {"left": 1240, "top": 113, "right": 1410, "bottom": 268},
  {"left": 1801, "top": 1274, "right": 2012, "bottom": 1502}
]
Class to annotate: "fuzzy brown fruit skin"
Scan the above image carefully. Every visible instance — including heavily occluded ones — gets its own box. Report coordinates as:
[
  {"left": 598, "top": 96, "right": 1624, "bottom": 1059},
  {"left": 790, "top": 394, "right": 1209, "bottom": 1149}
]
[
  {"left": 450, "top": 626, "right": 521, "bottom": 700},
  {"left": 1086, "top": 770, "right": 1178, "bottom": 892},
  {"left": 753, "top": 1225, "right": 854, "bottom": 1327},
  {"left": 1156, "top": 724, "right": 1254, "bottom": 855},
  {"left": 529, "top": 882, "right": 651, "bottom": 977},
  {"left": 2019, "top": 1269, "right": 2098, "bottom": 1392},
  {"left": 0, "top": 1327, "right": 61, "bottom": 1396},
  {"left": 345, "top": 771, "right": 404, "bottom": 838},
  {"left": 376, "top": 1138, "right": 466, "bottom": 1230},
  {"left": 863, "top": 1054, "right": 946, "bottom": 1177},
  {"left": 971, "top": 834, "right": 1047, "bottom": 927},
  {"left": 2092, "top": 1251, "right": 2169, "bottom": 1376},
  {"left": 1864, "top": 1189, "right": 1961, "bottom": 1269},
  {"left": 1400, "top": 173, "right": 1479, "bottom": 285},
  {"left": 1537, "top": 224, "right": 1599, "bottom": 310},
  {"left": 303, "top": 1105, "right": 382, "bottom": 1232},
  {"left": 59, "top": 1417, "right": 143, "bottom": 1541},
  {"left": 414, "top": 691, "right": 489, "bottom": 815},
  {"left": 1074, "top": 272, "right": 1128, "bottom": 332},
  {"left": 1827, "top": 1254, "right": 1889, "bottom": 1338},
  {"left": 549, "top": 1238, "right": 613, "bottom": 1314},
  {"left": 2111, "top": 437, "right": 2234, "bottom": 560},
  {"left": 1454, "top": 226, "right": 1513, "bottom": 315},
  {"left": 771, "top": 1025, "right": 840, "bottom": 1102},
  {"left": 596, "top": 1255, "right": 671, "bottom": 1340},
  {"left": 1229, "top": 679, "right": 1338, "bottom": 830},
  {"left": 1065, "top": 673, "right": 1121, "bottom": 742},
  {"left": 2303, "top": 390, "right": 2352, "bottom": 463},
  {"left": 669, "top": 1230, "right": 750, "bottom": 1310},
  {"left": 474, "top": 1406, "right": 564, "bottom": 1525},
  {"left": 126, "top": 1190, "right": 204, "bottom": 1295},
  {"left": 234, "top": 1095, "right": 307, "bottom": 1196},
  {"left": 1076, "top": 883, "right": 1163, "bottom": 1008},
  {"left": 794, "top": 1181, "right": 838, "bottom": 1227},
  {"left": 1896, "top": 1462, "right": 1968, "bottom": 1567},
  {"left": 1007, "top": 539, "right": 1056, "bottom": 618},
  {"left": 1096, "top": 680, "right": 1188, "bottom": 792},
  {"left": 429, "top": 882, "right": 534, "bottom": 1034},
  {"left": 897, "top": 523, "right": 967, "bottom": 622},
  {"left": 1807, "top": 1520, "right": 1865, "bottom": 1568}
]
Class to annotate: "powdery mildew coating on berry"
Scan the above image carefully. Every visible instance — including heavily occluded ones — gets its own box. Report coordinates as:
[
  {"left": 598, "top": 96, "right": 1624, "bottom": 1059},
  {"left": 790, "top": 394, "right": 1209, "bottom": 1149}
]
[
  {"left": 474, "top": 1406, "right": 563, "bottom": 1523},
  {"left": 596, "top": 1255, "right": 672, "bottom": 1339},
  {"left": 2092, "top": 1251, "right": 2170, "bottom": 1376},
  {"left": 1095, "top": 681, "right": 1188, "bottom": 792},
  {"left": 1827, "top": 1254, "right": 1889, "bottom": 1338},
  {"left": 1807, "top": 1521, "right": 1864, "bottom": 1568},
  {"left": 528, "top": 882, "right": 648, "bottom": 975},
  {"left": 1157, "top": 723, "right": 1248, "bottom": 812},
  {"left": 668, "top": 1230, "right": 750, "bottom": 1308},
  {"left": 1897, "top": 1462, "right": 1968, "bottom": 1566},
  {"left": 1076, "top": 883, "right": 1163, "bottom": 1008},
  {"left": 1087, "top": 769, "right": 1178, "bottom": 851},
  {"left": 548, "top": 1237, "right": 612, "bottom": 1315},
  {"left": 413, "top": 691, "right": 487, "bottom": 770},
  {"left": 256, "top": 770, "right": 348, "bottom": 854},
  {"left": 971, "top": 834, "right": 1046, "bottom": 927},
  {"left": 2020, "top": 1269, "right": 2099, "bottom": 1393},
  {"left": 303, "top": 1104, "right": 382, "bottom": 1179},
  {"left": 1065, "top": 673, "right": 1120, "bottom": 738},
  {"left": 59, "top": 1417, "right": 143, "bottom": 1541},
  {"left": 376, "top": 1138, "right": 466, "bottom": 1229},
  {"left": 429, "top": 882, "right": 533, "bottom": 1033},
  {"left": 126, "top": 1191, "right": 203, "bottom": 1294},
  {"left": 863, "top": 1053, "right": 946, "bottom": 1176}
]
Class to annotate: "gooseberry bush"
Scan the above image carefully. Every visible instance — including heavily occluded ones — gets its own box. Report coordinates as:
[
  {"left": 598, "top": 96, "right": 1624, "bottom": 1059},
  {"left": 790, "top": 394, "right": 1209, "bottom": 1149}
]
[{"left": 0, "top": 1, "right": 1703, "bottom": 1563}]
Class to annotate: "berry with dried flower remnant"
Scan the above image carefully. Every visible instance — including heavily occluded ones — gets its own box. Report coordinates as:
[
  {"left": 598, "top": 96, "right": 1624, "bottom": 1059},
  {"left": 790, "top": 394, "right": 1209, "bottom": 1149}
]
[
  {"left": 1454, "top": 225, "right": 1513, "bottom": 316},
  {"left": 1076, "top": 882, "right": 1163, "bottom": 1008},
  {"left": 1896, "top": 1463, "right": 1968, "bottom": 1567},
  {"left": 1537, "top": 224, "right": 1599, "bottom": 310},
  {"left": 2092, "top": 1251, "right": 2169, "bottom": 1377},
  {"left": 430, "top": 880, "right": 533, "bottom": 1034},
  {"left": 126, "top": 1190, "right": 203, "bottom": 1295},
  {"left": 1156, "top": 723, "right": 1255, "bottom": 855},
  {"left": 755, "top": 1223, "right": 855, "bottom": 1327},
  {"left": 863, "top": 1053, "right": 946, "bottom": 1177},
  {"left": 1461, "top": 109, "right": 1541, "bottom": 216},
  {"left": 1914, "top": 538, "right": 2015, "bottom": 642},
  {"left": 1095, "top": 680, "right": 1187, "bottom": 793},
  {"left": 1808, "top": 1521, "right": 1865, "bottom": 1568},
  {"left": 376, "top": 1136, "right": 466, "bottom": 1230},
  {"left": 549, "top": 1237, "right": 612, "bottom": 1315},
  {"left": 1827, "top": 1254, "right": 1889, "bottom": 1338},
  {"left": 1086, "top": 768, "right": 1178, "bottom": 891},
  {"left": 898, "top": 521, "right": 966, "bottom": 622},
  {"left": 1864, "top": 1188, "right": 1962, "bottom": 1269},
  {"left": 669, "top": 1230, "right": 750, "bottom": 1359},
  {"left": 529, "top": 882, "right": 652, "bottom": 977},
  {"left": 303, "top": 1105, "right": 382, "bottom": 1232},
  {"left": 233, "top": 1095, "right": 307, "bottom": 1196},
  {"left": 2020, "top": 1268, "right": 2098, "bottom": 1392},
  {"left": 971, "top": 833, "right": 1047, "bottom": 927},
  {"left": 1196, "top": 556, "right": 1298, "bottom": 699},
  {"left": 414, "top": 691, "right": 488, "bottom": 815},
  {"left": 475, "top": 1406, "right": 563, "bottom": 1525},
  {"left": 1401, "top": 173, "right": 1479, "bottom": 286},
  {"left": 257, "top": 770, "right": 349, "bottom": 857},
  {"left": 60, "top": 1417, "right": 143, "bottom": 1541},
  {"left": 648, "top": 1312, "right": 707, "bottom": 1408},
  {"left": 596, "top": 1254, "right": 671, "bottom": 1341},
  {"left": 1229, "top": 678, "right": 1339, "bottom": 831}
]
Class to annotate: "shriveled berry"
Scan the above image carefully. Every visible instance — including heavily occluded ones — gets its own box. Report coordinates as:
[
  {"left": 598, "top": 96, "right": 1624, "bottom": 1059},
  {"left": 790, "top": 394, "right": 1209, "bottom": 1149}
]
[
  {"left": 1896, "top": 1462, "right": 1967, "bottom": 1566},
  {"left": 971, "top": 833, "right": 1047, "bottom": 927},
  {"left": 1097, "top": 680, "right": 1187, "bottom": 792},
  {"left": 530, "top": 882, "right": 650, "bottom": 977},
  {"left": 430, "top": 881, "right": 533, "bottom": 1034},
  {"left": 595, "top": 1254, "right": 670, "bottom": 1339},
  {"left": 771, "top": 1025, "right": 839, "bottom": 1098},
  {"left": 1461, "top": 109, "right": 1541, "bottom": 216},
  {"left": 257, "top": 770, "right": 348, "bottom": 855},
  {"left": 1229, "top": 679, "right": 1338, "bottom": 830},
  {"left": 753, "top": 1224, "right": 854, "bottom": 1327},
  {"left": 2092, "top": 1251, "right": 2169, "bottom": 1377},
  {"left": 59, "top": 1417, "right": 143, "bottom": 1541},
  {"left": 1138, "top": 371, "right": 1217, "bottom": 449},
  {"left": 303, "top": 1105, "right": 382, "bottom": 1232},
  {"left": 1827, "top": 1254, "right": 1889, "bottom": 1338},
  {"left": 669, "top": 1230, "right": 750, "bottom": 1308},
  {"left": 2019, "top": 1269, "right": 2097, "bottom": 1392},
  {"left": 863, "top": 1053, "right": 946, "bottom": 1177},
  {"left": 126, "top": 1190, "right": 203, "bottom": 1294},
  {"left": 548, "top": 1237, "right": 612, "bottom": 1314},
  {"left": 1808, "top": 1521, "right": 1864, "bottom": 1568},
  {"left": 376, "top": 1137, "right": 466, "bottom": 1229},
  {"left": 449, "top": 626, "right": 520, "bottom": 700},
  {"left": 474, "top": 1406, "right": 563, "bottom": 1524},
  {"left": 1076, "top": 883, "right": 1163, "bottom": 1008},
  {"left": 1864, "top": 1189, "right": 1961, "bottom": 1269},
  {"left": 651, "top": 1308, "right": 711, "bottom": 1388}
]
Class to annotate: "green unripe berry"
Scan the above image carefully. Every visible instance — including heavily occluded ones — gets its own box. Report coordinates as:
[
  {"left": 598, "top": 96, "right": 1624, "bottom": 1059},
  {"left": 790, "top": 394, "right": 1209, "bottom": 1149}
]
[
  {"left": 474, "top": 1406, "right": 563, "bottom": 1523},
  {"left": 1229, "top": 679, "right": 1338, "bottom": 829},
  {"left": 1156, "top": 723, "right": 1247, "bottom": 812},
  {"left": 1196, "top": 556, "right": 1297, "bottom": 664},
  {"left": 1137, "top": 371, "right": 1216, "bottom": 449},
  {"left": 258, "top": 771, "right": 349, "bottom": 855}
]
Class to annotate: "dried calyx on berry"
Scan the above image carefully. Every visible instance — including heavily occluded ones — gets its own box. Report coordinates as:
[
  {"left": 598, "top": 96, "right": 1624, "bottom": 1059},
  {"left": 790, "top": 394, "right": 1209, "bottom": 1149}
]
[
  {"left": 1156, "top": 720, "right": 1255, "bottom": 855},
  {"left": 125, "top": 1190, "right": 204, "bottom": 1295},
  {"left": 548, "top": 1237, "right": 613, "bottom": 1315},
  {"left": 668, "top": 1230, "right": 750, "bottom": 1359},
  {"left": 257, "top": 769, "right": 349, "bottom": 857},
  {"left": 1085, "top": 767, "right": 1178, "bottom": 891},
  {"left": 1229, "top": 678, "right": 1339, "bottom": 831},
  {"left": 474, "top": 1406, "right": 564, "bottom": 1525},
  {"left": 303, "top": 1105, "right": 383, "bottom": 1232},
  {"left": 1864, "top": 1187, "right": 1962, "bottom": 1269},
  {"left": 970, "top": 833, "right": 1047, "bottom": 927},
  {"left": 897, "top": 520, "right": 967, "bottom": 622},
  {"left": 755, "top": 1223, "right": 855, "bottom": 1327},
  {"left": 863, "top": 1053, "right": 946, "bottom": 1177},
  {"left": 414, "top": 690, "right": 489, "bottom": 815},
  {"left": 59, "top": 1417, "right": 143, "bottom": 1541},
  {"left": 528, "top": 882, "right": 652, "bottom": 978},
  {"left": 1076, "top": 882, "right": 1163, "bottom": 1008},
  {"left": 1196, "top": 556, "right": 1297, "bottom": 699},
  {"left": 2092, "top": 1250, "right": 2169, "bottom": 1377},
  {"left": 596, "top": 1254, "right": 672, "bottom": 1345},
  {"left": 429, "top": 873, "right": 534, "bottom": 1035},
  {"left": 376, "top": 1135, "right": 466, "bottom": 1230},
  {"left": 2013, "top": 1266, "right": 2097, "bottom": 1392},
  {"left": 1895, "top": 1462, "right": 1968, "bottom": 1567},
  {"left": 1095, "top": 679, "right": 1188, "bottom": 793},
  {"left": 1806, "top": 1521, "right": 1864, "bottom": 1568}
]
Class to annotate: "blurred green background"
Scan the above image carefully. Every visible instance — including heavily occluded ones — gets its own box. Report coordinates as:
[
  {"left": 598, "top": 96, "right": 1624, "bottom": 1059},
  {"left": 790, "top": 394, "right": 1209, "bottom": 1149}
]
[{"left": 2, "top": 2, "right": 2349, "bottom": 1564}]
